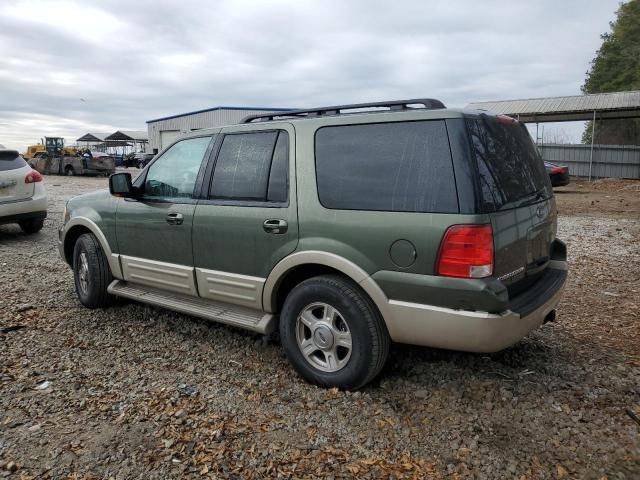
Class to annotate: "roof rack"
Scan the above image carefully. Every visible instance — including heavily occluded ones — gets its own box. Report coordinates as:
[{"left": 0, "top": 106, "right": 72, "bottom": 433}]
[{"left": 241, "top": 98, "right": 446, "bottom": 123}]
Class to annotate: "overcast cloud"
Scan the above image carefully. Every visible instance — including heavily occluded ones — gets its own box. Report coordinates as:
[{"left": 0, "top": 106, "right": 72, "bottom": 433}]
[{"left": 0, "top": 0, "right": 619, "bottom": 151}]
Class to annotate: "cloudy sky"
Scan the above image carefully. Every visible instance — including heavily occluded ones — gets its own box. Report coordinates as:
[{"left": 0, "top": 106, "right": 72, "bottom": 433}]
[{"left": 0, "top": 0, "right": 620, "bottom": 151}]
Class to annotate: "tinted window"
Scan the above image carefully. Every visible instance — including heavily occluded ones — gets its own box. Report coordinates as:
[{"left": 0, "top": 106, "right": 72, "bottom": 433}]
[
  {"left": 144, "top": 136, "right": 211, "bottom": 199},
  {"left": 210, "top": 131, "right": 289, "bottom": 203},
  {"left": 466, "top": 116, "right": 551, "bottom": 212},
  {"left": 267, "top": 132, "right": 289, "bottom": 202},
  {"left": 315, "top": 121, "right": 458, "bottom": 213},
  {"left": 0, "top": 151, "right": 28, "bottom": 172}
]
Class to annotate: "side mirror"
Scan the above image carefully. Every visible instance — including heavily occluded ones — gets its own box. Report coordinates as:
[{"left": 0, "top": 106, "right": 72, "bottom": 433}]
[{"left": 109, "top": 172, "right": 133, "bottom": 197}]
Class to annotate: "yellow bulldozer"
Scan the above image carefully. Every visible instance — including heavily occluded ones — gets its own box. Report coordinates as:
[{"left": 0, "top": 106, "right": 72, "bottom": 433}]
[{"left": 23, "top": 137, "right": 78, "bottom": 160}]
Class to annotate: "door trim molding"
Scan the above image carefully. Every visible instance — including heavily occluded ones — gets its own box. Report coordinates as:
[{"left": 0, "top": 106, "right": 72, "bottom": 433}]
[
  {"left": 195, "top": 268, "right": 265, "bottom": 309},
  {"left": 120, "top": 255, "right": 198, "bottom": 296}
]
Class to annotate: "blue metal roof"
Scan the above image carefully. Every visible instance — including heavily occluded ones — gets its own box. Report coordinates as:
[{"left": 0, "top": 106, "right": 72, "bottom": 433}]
[{"left": 146, "top": 106, "right": 294, "bottom": 124}]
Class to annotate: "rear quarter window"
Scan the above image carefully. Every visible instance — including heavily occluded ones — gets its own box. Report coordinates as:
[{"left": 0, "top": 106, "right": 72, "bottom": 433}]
[
  {"left": 0, "top": 151, "right": 28, "bottom": 172},
  {"left": 466, "top": 116, "right": 551, "bottom": 211},
  {"left": 314, "top": 120, "right": 458, "bottom": 213}
]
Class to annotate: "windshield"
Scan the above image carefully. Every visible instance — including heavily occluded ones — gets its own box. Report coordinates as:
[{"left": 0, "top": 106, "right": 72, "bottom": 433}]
[{"left": 466, "top": 115, "right": 552, "bottom": 212}]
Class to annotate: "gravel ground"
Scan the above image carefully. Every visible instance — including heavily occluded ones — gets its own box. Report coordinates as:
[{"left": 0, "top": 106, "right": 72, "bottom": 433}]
[{"left": 1, "top": 175, "right": 639, "bottom": 479}]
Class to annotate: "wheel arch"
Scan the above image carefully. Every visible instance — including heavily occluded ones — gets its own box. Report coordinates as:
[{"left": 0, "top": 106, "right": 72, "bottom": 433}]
[
  {"left": 62, "top": 217, "right": 122, "bottom": 278},
  {"left": 263, "top": 251, "right": 390, "bottom": 319}
]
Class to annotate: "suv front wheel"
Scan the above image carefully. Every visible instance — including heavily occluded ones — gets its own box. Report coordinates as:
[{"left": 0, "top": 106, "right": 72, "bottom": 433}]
[
  {"left": 73, "top": 233, "right": 115, "bottom": 308},
  {"left": 279, "top": 275, "right": 389, "bottom": 390}
]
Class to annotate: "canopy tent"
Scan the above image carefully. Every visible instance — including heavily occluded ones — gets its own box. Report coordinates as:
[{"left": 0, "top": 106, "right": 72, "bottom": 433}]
[{"left": 466, "top": 90, "right": 640, "bottom": 180}]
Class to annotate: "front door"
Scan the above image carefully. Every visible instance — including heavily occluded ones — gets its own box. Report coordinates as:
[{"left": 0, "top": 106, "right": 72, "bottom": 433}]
[
  {"left": 115, "top": 135, "right": 215, "bottom": 296},
  {"left": 192, "top": 124, "right": 298, "bottom": 309}
]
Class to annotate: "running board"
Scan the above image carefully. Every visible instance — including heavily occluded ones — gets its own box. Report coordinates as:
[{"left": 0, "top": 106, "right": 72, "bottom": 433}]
[{"left": 107, "top": 280, "right": 276, "bottom": 334}]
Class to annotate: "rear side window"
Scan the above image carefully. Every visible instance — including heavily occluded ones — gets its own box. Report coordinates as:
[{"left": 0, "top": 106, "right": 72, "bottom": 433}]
[
  {"left": 466, "top": 116, "right": 551, "bottom": 211},
  {"left": 315, "top": 121, "right": 458, "bottom": 213},
  {"left": 210, "top": 130, "right": 289, "bottom": 203},
  {"left": 0, "top": 151, "right": 28, "bottom": 172}
]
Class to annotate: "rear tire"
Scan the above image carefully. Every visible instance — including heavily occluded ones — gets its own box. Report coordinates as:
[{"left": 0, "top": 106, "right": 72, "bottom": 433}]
[
  {"left": 65, "top": 166, "right": 75, "bottom": 176},
  {"left": 73, "top": 233, "right": 115, "bottom": 308},
  {"left": 279, "top": 274, "right": 389, "bottom": 390},
  {"left": 19, "top": 217, "right": 44, "bottom": 234}
]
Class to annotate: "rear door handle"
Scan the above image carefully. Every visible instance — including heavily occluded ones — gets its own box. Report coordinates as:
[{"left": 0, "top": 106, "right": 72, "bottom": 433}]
[
  {"left": 166, "top": 213, "right": 184, "bottom": 225},
  {"left": 263, "top": 219, "right": 288, "bottom": 234}
]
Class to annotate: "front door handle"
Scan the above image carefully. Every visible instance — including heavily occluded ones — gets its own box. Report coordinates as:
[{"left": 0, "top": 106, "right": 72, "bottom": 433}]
[
  {"left": 166, "top": 213, "right": 184, "bottom": 225},
  {"left": 263, "top": 219, "right": 288, "bottom": 234}
]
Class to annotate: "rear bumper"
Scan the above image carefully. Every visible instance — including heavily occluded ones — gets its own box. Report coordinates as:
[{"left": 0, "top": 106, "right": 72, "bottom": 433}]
[
  {"left": 0, "top": 191, "right": 47, "bottom": 225},
  {"left": 0, "top": 210, "right": 47, "bottom": 225},
  {"left": 383, "top": 263, "right": 567, "bottom": 353}
]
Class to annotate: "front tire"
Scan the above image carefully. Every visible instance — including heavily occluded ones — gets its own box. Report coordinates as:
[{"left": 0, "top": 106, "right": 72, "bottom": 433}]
[
  {"left": 73, "top": 233, "right": 115, "bottom": 308},
  {"left": 19, "top": 217, "right": 44, "bottom": 234},
  {"left": 279, "top": 275, "right": 389, "bottom": 390}
]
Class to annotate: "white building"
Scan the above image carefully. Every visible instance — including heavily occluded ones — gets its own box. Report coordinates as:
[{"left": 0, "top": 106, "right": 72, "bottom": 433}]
[{"left": 146, "top": 106, "right": 291, "bottom": 153}]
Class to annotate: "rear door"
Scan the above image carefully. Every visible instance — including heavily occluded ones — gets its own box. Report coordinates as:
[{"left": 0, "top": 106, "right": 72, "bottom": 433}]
[
  {"left": 465, "top": 115, "right": 556, "bottom": 290},
  {"left": 191, "top": 123, "right": 298, "bottom": 309},
  {"left": 0, "top": 151, "right": 34, "bottom": 205}
]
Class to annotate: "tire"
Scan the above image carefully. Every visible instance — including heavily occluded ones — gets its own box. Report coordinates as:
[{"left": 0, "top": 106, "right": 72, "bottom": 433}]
[
  {"left": 65, "top": 166, "right": 75, "bottom": 176},
  {"left": 279, "top": 274, "right": 390, "bottom": 390},
  {"left": 138, "top": 162, "right": 145, "bottom": 170},
  {"left": 72, "top": 233, "right": 115, "bottom": 308},
  {"left": 18, "top": 217, "right": 44, "bottom": 234}
]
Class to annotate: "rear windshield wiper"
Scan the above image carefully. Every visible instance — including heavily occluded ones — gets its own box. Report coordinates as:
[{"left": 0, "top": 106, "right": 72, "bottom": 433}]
[{"left": 515, "top": 189, "right": 548, "bottom": 208}]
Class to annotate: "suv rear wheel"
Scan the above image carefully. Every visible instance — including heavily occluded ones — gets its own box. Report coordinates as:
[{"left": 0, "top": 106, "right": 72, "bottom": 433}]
[
  {"left": 279, "top": 275, "right": 389, "bottom": 390},
  {"left": 73, "top": 233, "right": 115, "bottom": 308}
]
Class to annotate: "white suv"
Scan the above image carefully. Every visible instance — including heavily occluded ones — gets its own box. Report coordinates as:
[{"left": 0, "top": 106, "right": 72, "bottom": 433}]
[{"left": 0, "top": 149, "right": 47, "bottom": 233}]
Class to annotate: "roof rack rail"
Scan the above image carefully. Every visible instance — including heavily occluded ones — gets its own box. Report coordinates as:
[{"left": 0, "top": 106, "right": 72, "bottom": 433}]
[{"left": 241, "top": 98, "right": 446, "bottom": 123}]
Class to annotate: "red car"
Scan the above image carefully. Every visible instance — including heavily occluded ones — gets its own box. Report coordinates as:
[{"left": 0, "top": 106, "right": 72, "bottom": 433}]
[{"left": 544, "top": 161, "right": 570, "bottom": 187}]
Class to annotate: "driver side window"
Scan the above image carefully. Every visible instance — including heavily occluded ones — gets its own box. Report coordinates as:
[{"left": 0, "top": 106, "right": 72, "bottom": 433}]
[{"left": 144, "top": 136, "right": 213, "bottom": 199}]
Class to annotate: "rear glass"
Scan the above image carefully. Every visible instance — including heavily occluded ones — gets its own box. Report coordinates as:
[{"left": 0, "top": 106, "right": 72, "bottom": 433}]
[
  {"left": 0, "top": 151, "right": 28, "bottom": 172},
  {"left": 315, "top": 120, "right": 458, "bottom": 213},
  {"left": 466, "top": 116, "right": 551, "bottom": 211}
]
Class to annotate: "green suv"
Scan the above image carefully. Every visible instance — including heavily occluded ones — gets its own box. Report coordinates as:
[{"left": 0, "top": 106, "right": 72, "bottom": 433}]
[{"left": 58, "top": 99, "right": 567, "bottom": 389}]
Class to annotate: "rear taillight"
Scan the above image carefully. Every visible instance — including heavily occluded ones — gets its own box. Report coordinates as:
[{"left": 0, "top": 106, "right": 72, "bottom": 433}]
[
  {"left": 549, "top": 166, "right": 566, "bottom": 174},
  {"left": 25, "top": 170, "right": 43, "bottom": 183},
  {"left": 436, "top": 225, "right": 494, "bottom": 279}
]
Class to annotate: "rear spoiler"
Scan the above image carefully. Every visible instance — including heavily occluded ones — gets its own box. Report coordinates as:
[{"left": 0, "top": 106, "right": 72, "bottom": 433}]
[{"left": 0, "top": 149, "right": 20, "bottom": 159}]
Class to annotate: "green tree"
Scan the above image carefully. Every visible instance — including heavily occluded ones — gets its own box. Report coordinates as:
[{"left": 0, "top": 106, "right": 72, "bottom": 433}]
[{"left": 582, "top": 0, "right": 640, "bottom": 145}]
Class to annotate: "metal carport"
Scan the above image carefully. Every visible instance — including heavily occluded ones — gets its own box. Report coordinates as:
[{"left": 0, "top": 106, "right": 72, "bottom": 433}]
[
  {"left": 466, "top": 90, "right": 640, "bottom": 180},
  {"left": 104, "top": 130, "right": 149, "bottom": 154}
]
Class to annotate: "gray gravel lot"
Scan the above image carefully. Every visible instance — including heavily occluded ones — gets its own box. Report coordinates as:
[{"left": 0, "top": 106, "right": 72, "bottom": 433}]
[{"left": 1, "top": 175, "right": 639, "bottom": 479}]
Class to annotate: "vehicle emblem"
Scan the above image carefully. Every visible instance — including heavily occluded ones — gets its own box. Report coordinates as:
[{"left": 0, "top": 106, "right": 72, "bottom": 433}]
[
  {"left": 536, "top": 205, "right": 545, "bottom": 218},
  {"left": 498, "top": 266, "right": 525, "bottom": 282}
]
